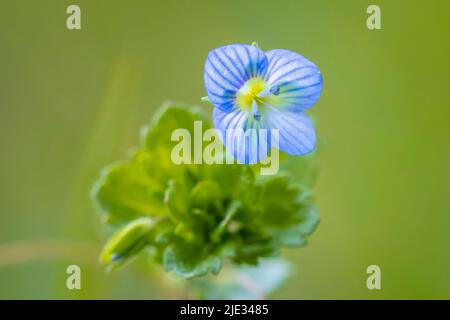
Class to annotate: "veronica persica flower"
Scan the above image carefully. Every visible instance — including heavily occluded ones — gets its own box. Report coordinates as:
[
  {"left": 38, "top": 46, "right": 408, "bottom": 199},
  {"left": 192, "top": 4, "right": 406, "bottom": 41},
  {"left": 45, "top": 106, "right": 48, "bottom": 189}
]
[{"left": 204, "top": 44, "right": 323, "bottom": 164}]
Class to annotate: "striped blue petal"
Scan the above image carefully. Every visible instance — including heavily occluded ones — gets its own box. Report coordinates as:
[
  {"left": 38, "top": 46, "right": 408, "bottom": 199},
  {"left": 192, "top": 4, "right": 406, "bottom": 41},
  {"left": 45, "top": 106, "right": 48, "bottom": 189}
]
[
  {"left": 213, "top": 107, "right": 270, "bottom": 164},
  {"left": 264, "top": 49, "right": 322, "bottom": 112},
  {"left": 205, "top": 44, "right": 269, "bottom": 112},
  {"left": 265, "top": 109, "right": 316, "bottom": 155}
]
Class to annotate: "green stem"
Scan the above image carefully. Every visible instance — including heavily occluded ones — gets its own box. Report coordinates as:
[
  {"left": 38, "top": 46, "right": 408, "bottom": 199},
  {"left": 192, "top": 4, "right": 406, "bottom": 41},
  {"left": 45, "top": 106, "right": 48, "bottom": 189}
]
[{"left": 211, "top": 201, "right": 241, "bottom": 243}]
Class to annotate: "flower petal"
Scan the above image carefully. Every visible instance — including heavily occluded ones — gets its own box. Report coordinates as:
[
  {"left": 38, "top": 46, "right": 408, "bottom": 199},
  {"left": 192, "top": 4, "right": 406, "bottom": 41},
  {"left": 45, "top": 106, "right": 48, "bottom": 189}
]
[
  {"left": 264, "top": 49, "right": 322, "bottom": 112},
  {"left": 205, "top": 44, "right": 269, "bottom": 112},
  {"left": 265, "top": 109, "right": 316, "bottom": 155},
  {"left": 213, "top": 107, "right": 271, "bottom": 164}
]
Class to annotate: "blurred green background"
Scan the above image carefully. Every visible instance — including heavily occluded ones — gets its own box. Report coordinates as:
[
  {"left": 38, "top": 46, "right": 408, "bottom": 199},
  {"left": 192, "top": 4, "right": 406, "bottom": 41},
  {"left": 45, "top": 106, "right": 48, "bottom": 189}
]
[{"left": 1, "top": 0, "right": 449, "bottom": 299}]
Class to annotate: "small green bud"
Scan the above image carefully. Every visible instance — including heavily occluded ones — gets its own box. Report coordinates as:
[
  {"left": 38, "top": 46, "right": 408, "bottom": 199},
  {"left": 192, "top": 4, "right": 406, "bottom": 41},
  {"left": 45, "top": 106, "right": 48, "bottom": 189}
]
[
  {"left": 201, "top": 96, "right": 211, "bottom": 104},
  {"left": 100, "top": 217, "right": 156, "bottom": 271}
]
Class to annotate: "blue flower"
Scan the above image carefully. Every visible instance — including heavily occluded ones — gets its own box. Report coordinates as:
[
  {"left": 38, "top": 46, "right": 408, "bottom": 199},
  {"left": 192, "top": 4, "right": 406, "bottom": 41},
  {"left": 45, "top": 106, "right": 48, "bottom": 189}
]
[{"left": 204, "top": 44, "right": 323, "bottom": 164}]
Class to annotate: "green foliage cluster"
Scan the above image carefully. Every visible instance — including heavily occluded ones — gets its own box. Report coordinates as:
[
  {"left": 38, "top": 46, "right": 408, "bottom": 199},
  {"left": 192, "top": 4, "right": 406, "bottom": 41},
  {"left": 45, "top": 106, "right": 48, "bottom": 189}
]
[{"left": 91, "top": 102, "right": 318, "bottom": 279}]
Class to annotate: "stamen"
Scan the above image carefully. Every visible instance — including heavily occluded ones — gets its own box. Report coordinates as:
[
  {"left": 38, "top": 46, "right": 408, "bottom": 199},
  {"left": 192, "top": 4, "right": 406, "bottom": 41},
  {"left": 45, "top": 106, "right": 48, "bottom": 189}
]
[
  {"left": 270, "top": 85, "right": 280, "bottom": 96},
  {"left": 251, "top": 100, "right": 261, "bottom": 121},
  {"left": 257, "top": 89, "right": 271, "bottom": 98}
]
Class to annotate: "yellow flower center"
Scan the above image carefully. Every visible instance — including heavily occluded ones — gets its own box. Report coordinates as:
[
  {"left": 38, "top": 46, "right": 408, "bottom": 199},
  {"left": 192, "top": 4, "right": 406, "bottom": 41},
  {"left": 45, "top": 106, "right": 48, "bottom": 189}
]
[{"left": 236, "top": 77, "right": 268, "bottom": 110}]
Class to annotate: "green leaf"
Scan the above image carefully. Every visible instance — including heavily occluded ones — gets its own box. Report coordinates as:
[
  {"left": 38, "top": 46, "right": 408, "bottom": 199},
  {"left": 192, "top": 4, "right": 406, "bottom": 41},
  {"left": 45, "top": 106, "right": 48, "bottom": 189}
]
[
  {"left": 280, "top": 153, "right": 318, "bottom": 189},
  {"left": 163, "top": 239, "right": 222, "bottom": 279},
  {"left": 190, "top": 180, "right": 222, "bottom": 213},
  {"left": 164, "top": 179, "right": 190, "bottom": 223},
  {"left": 164, "top": 178, "right": 213, "bottom": 239},
  {"left": 233, "top": 166, "right": 264, "bottom": 223},
  {"left": 231, "top": 231, "right": 278, "bottom": 265},
  {"left": 139, "top": 102, "right": 211, "bottom": 193},
  {"left": 91, "top": 160, "right": 166, "bottom": 223},
  {"left": 276, "top": 204, "right": 319, "bottom": 246},
  {"left": 260, "top": 176, "right": 319, "bottom": 247},
  {"left": 145, "top": 102, "right": 208, "bottom": 143},
  {"left": 198, "top": 164, "right": 249, "bottom": 199}
]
